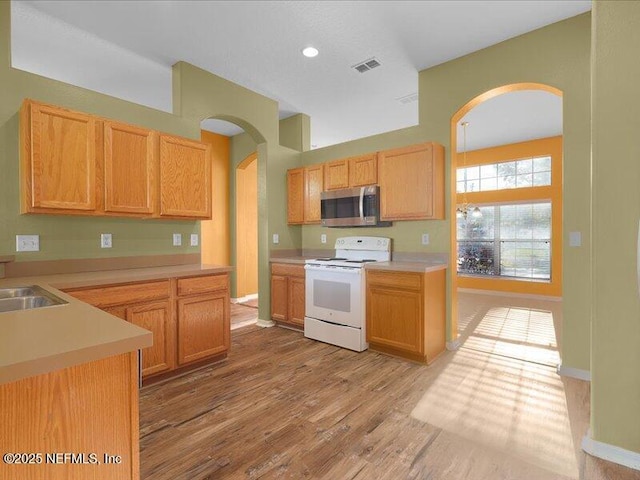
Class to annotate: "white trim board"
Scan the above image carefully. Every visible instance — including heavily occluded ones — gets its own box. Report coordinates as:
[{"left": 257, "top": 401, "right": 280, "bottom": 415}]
[
  {"left": 458, "top": 287, "right": 562, "bottom": 302},
  {"left": 446, "top": 339, "right": 461, "bottom": 351},
  {"left": 557, "top": 363, "right": 591, "bottom": 381},
  {"left": 256, "top": 318, "right": 275, "bottom": 328},
  {"left": 231, "top": 293, "right": 259, "bottom": 304},
  {"left": 582, "top": 429, "right": 640, "bottom": 471}
]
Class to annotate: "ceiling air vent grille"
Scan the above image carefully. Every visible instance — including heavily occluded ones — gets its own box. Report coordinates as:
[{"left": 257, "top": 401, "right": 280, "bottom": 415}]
[
  {"left": 397, "top": 93, "right": 419, "bottom": 105},
  {"left": 352, "top": 57, "right": 381, "bottom": 73}
]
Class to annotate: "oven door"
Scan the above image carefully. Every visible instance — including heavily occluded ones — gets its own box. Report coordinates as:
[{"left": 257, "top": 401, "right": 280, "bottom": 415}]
[{"left": 304, "top": 264, "right": 363, "bottom": 328}]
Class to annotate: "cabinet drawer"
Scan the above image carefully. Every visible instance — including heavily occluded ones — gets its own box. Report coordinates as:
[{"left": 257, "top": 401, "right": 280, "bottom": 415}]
[
  {"left": 271, "top": 263, "right": 305, "bottom": 277},
  {"left": 66, "top": 280, "right": 170, "bottom": 308},
  {"left": 366, "top": 270, "right": 422, "bottom": 290},
  {"left": 177, "top": 274, "right": 229, "bottom": 296}
]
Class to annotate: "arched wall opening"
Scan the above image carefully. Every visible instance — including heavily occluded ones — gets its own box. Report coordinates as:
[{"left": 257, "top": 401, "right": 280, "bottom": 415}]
[{"left": 449, "top": 82, "right": 563, "bottom": 341}]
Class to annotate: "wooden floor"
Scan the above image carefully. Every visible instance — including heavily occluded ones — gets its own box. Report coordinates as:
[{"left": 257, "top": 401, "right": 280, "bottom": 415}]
[
  {"left": 139, "top": 293, "right": 640, "bottom": 480},
  {"left": 230, "top": 302, "right": 258, "bottom": 329}
]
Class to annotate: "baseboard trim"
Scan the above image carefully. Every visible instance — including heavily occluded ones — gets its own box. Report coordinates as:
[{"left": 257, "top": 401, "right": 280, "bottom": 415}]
[
  {"left": 582, "top": 428, "right": 640, "bottom": 471},
  {"left": 458, "top": 287, "right": 562, "bottom": 302},
  {"left": 231, "top": 293, "right": 259, "bottom": 304},
  {"left": 557, "top": 363, "right": 591, "bottom": 381},
  {"left": 256, "top": 318, "right": 275, "bottom": 328},
  {"left": 446, "top": 338, "right": 461, "bottom": 351}
]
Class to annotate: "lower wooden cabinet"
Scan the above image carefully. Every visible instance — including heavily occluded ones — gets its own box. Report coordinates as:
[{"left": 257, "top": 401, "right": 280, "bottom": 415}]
[
  {"left": 366, "top": 268, "right": 446, "bottom": 364},
  {"left": 64, "top": 272, "right": 230, "bottom": 381},
  {"left": 128, "top": 300, "right": 174, "bottom": 376},
  {"left": 177, "top": 290, "right": 230, "bottom": 365},
  {"left": 271, "top": 263, "right": 305, "bottom": 328},
  {"left": 0, "top": 352, "right": 140, "bottom": 480}
]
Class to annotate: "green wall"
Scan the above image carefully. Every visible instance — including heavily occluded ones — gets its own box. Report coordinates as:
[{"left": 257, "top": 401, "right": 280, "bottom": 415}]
[
  {"left": 591, "top": 0, "right": 640, "bottom": 453},
  {"left": 0, "top": 6, "right": 200, "bottom": 262},
  {"left": 300, "top": 14, "right": 592, "bottom": 371}
]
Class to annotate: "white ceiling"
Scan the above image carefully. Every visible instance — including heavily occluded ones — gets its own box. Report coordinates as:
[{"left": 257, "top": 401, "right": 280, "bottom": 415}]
[{"left": 11, "top": 0, "right": 588, "bottom": 149}]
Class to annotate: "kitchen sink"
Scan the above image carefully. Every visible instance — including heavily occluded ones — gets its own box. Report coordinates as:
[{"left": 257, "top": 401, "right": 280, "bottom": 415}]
[{"left": 0, "top": 285, "right": 68, "bottom": 313}]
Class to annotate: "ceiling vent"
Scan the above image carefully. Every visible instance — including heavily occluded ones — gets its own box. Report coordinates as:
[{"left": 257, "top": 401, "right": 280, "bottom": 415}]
[
  {"left": 352, "top": 57, "right": 381, "bottom": 73},
  {"left": 396, "top": 93, "right": 419, "bottom": 104}
]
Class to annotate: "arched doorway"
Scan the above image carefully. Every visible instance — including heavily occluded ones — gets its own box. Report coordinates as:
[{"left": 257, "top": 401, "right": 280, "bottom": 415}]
[
  {"left": 449, "top": 82, "right": 563, "bottom": 346},
  {"left": 235, "top": 152, "right": 258, "bottom": 301}
]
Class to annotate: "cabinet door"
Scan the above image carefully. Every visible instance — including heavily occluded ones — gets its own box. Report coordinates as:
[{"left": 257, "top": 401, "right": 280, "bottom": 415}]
[
  {"left": 177, "top": 292, "right": 230, "bottom": 365},
  {"left": 349, "top": 154, "right": 377, "bottom": 187},
  {"left": 287, "top": 168, "right": 304, "bottom": 224},
  {"left": 127, "top": 300, "right": 174, "bottom": 377},
  {"left": 23, "top": 101, "right": 97, "bottom": 212},
  {"left": 288, "top": 276, "right": 306, "bottom": 326},
  {"left": 367, "top": 278, "right": 424, "bottom": 357},
  {"left": 304, "top": 164, "right": 324, "bottom": 223},
  {"left": 324, "top": 159, "right": 349, "bottom": 190},
  {"left": 104, "top": 121, "right": 156, "bottom": 214},
  {"left": 271, "top": 274, "right": 288, "bottom": 321},
  {"left": 159, "top": 134, "right": 211, "bottom": 218},
  {"left": 378, "top": 143, "right": 444, "bottom": 220}
]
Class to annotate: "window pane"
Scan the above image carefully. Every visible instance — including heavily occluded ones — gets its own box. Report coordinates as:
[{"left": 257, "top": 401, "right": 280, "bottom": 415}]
[
  {"left": 516, "top": 173, "right": 532, "bottom": 188},
  {"left": 498, "top": 161, "right": 517, "bottom": 178},
  {"left": 517, "top": 158, "right": 533, "bottom": 174},
  {"left": 498, "top": 175, "right": 516, "bottom": 189},
  {"left": 467, "top": 180, "right": 479, "bottom": 192},
  {"left": 457, "top": 181, "right": 466, "bottom": 193},
  {"left": 480, "top": 164, "right": 497, "bottom": 179},
  {"left": 466, "top": 166, "right": 480, "bottom": 180},
  {"left": 480, "top": 177, "right": 497, "bottom": 191},
  {"left": 533, "top": 171, "right": 551, "bottom": 186},
  {"left": 533, "top": 156, "right": 551, "bottom": 172},
  {"left": 457, "top": 168, "right": 466, "bottom": 182},
  {"left": 457, "top": 241, "right": 496, "bottom": 276}
]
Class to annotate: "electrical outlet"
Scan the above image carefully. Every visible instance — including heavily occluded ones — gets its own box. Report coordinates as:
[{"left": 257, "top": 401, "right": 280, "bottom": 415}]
[
  {"left": 100, "top": 233, "right": 112, "bottom": 249},
  {"left": 190, "top": 234, "right": 199, "bottom": 247},
  {"left": 272, "top": 233, "right": 279, "bottom": 244},
  {"left": 172, "top": 233, "right": 182, "bottom": 246},
  {"left": 569, "top": 231, "right": 581, "bottom": 247},
  {"left": 421, "top": 233, "right": 430, "bottom": 245},
  {"left": 16, "top": 235, "right": 39, "bottom": 252},
  {"left": 321, "top": 234, "right": 327, "bottom": 244}
]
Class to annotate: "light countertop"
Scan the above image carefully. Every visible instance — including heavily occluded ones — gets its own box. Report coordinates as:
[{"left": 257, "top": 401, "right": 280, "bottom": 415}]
[
  {"left": 0, "top": 263, "right": 232, "bottom": 385},
  {"left": 270, "top": 256, "right": 447, "bottom": 273}
]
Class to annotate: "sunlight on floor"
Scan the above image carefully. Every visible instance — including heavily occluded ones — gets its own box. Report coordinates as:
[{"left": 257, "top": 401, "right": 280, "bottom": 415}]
[{"left": 411, "top": 292, "right": 577, "bottom": 478}]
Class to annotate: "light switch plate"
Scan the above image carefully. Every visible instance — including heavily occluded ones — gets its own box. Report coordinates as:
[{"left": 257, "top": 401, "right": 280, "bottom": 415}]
[
  {"left": 321, "top": 234, "right": 327, "bottom": 244},
  {"left": 16, "top": 235, "right": 39, "bottom": 252},
  {"left": 421, "top": 233, "right": 430, "bottom": 245},
  {"left": 190, "top": 234, "right": 199, "bottom": 247},
  {"left": 173, "top": 233, "right": 182, "bottom": 246},
  {"left": 100, "top": 233, "right": 112, "bottom": 249},
  {"left": 569, "top": 231, "right": 581, "bottom": 247},
  {"left": 272, "top": 233, "right": 279, "bottom": 244}
]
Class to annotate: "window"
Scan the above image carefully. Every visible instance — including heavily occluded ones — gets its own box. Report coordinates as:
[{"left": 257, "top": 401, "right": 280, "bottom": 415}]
[
  {"left": 457, "top": 202, "right": 551, "bottom": 281},
  {"left": 457, "top": 156, "right": 551, "bottom": 193}
]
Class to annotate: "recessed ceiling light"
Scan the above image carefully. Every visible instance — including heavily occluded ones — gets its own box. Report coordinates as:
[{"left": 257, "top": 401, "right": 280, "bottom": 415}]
[{"left": 302, "top": 46, "right": 319, "bottom": 58}]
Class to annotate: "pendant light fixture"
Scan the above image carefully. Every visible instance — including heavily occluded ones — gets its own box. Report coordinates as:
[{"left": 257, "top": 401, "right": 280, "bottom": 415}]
[{"left": 456, "top": 121, "right": 483, "bottom": 220}]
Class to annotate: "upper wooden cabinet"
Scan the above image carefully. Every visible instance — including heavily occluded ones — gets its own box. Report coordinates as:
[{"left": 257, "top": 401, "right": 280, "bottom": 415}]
[
  {"left": 378, "top": 142, "right": 444, "bottom": 220},
  {"left": 304, "top": 164, "right": 324, "bottom": 223},
  {"left": 20, "top": 99, "right": 212, "bottom": 220},
  {"left": 286, "top": 163, "right": 323, "bottom": 225},
  {"left": 324, "top": 159, "right": 349, "bottom": 190},
  {"left": 104, "top": 120, "right": 156, "bottom": 215},
  {"left": 159, "top": 134, "right": 211, "bottom": 219},
  {"left": 21, "top": 100, "right": 98, "bottom": 214},
  {"left": 324, "top": 154, "right": 377, "bottom": 190},
  {"left": 349, "top": 153, "right": 377, "bottom": 187},
  {"left": 287, "top": 167, "right": 304, "bottom": 224}
]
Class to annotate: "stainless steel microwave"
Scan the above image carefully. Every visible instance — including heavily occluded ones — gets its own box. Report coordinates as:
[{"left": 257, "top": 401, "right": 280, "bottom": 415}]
[{"left": 321, "top": 185, "right": 391, "bottom": 227}]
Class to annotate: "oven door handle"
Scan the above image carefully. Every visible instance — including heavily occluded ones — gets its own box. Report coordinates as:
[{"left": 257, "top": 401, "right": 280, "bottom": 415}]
[{"left": 358, "top": 187, "right": 365, "bottom": 219}]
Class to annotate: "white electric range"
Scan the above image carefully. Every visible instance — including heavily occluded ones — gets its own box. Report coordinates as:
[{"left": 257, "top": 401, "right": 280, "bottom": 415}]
[{"left": 304, "top": 236, "right": 391, "bottom": 352}]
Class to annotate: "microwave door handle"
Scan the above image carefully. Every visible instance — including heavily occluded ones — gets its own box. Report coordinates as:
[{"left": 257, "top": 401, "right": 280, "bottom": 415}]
[{"left": 359, "top": 187, "right": 365, "bottom": 219}]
